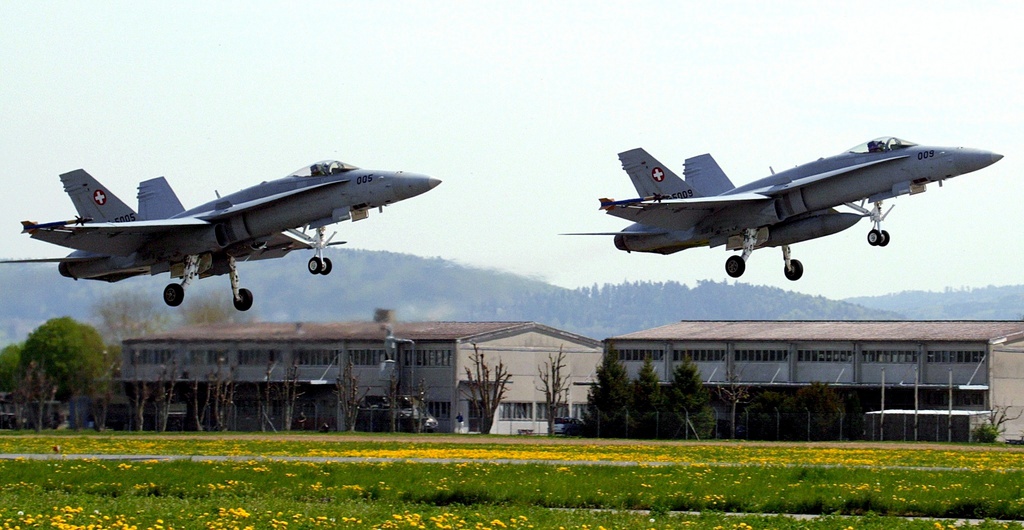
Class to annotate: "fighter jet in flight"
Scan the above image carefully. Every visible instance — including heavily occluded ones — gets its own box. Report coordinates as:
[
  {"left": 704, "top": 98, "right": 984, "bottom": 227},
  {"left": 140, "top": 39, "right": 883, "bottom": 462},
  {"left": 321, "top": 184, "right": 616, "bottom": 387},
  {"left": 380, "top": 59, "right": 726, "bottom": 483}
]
[
  {"left": 591, "top": 137, "right": 1001, "bottom": 280},
  {"left": 12, "top": 160, "right": 440, "bottom": 310}
]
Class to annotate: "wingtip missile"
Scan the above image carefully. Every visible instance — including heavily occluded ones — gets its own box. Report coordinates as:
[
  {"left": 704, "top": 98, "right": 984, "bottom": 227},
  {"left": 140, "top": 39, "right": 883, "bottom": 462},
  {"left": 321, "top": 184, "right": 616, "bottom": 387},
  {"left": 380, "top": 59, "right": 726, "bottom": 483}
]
[{"left": 20, "top": 216, "right": 93, "bottom": 233}]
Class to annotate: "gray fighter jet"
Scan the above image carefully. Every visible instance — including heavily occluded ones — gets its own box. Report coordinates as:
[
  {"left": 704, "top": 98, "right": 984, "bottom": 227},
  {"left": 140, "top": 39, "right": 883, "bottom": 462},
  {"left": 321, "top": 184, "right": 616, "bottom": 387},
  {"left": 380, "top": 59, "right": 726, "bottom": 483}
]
[
  {"left": 12, "top": 160, "right": 440, "bottom": 310},
  {"left": 592, "top": 137, "right": 1001, "bottom": 280}
]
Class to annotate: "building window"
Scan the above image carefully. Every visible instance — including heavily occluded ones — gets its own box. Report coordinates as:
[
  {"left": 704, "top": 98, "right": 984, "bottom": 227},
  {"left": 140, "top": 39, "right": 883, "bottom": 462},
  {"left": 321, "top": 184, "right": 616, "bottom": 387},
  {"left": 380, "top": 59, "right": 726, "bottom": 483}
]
[
  {"left": 238, "top": 349, "right": 279, "bottom": 365},
  {"left": 499, "top": 402, "right": 533, "bottom": 421},
  {"left": 862, "top": 350, "right": 918, "bottom": 363},
  {"left": 617, "top": 349, "right": 664, "bottom": 362},
  {"left": 295, "top": 349, "right": 336, "bottom": 366},
  {"left": 734, "top": 349, "right": 789, "bottom": 362},
  {"left": 536, "top": 403, "right": 569, "bottom": 421},
  {"left": 184, "top": 349, "right": 228, "bottom": 365},
  {"left": 797, "top": 350, "right": 853, "bottom": 362},
  {"left": 926, "top": 350, "right": 985, "bottom": 364},
  {"left": 674, "top": 349, "right": 726, "bottom": 362},
  {"left": 426, "top": 401, "right": 450, "bottom": 420},
  {"left": 415, "top": 349, "right": 453, "bottom": 367},
  {"left": 132, "top": 348, "right": 176, "bottom": 365},
  {"left": 349, "top": 349, "right": 386, "bottom": 366}
]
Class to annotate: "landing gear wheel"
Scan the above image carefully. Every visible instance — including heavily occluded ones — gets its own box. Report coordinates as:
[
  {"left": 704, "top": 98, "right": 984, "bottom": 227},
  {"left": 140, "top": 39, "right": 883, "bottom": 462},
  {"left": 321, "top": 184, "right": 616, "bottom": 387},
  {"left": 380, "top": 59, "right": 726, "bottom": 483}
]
[
  {"left": 784, "top": 259, "right": 804, "bottom": 281},
  {"left": 725, "top": 255, "right": 746, "bottom": 278},
  {"left": 163, "top": 283, "right": 184, "bottom": 307},
  {"left": 878, "top": 230, "right": 890, "bottom": 247},
  {"left": 307, "top": 256, "right": 323, "bottom": 274},
  {"left": 233, "top": 288, "right": 254, "bottom": 311},
  {"left": 320, "top": 257, "right": 333, "bottom": 275},
  {"left": 867, "top": 229, "right": 882, "bottom": 246}
]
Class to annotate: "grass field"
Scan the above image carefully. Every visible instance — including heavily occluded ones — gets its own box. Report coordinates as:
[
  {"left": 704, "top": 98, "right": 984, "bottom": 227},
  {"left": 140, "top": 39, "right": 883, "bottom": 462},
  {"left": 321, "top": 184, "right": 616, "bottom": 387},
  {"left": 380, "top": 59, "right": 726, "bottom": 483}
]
[{"left": 2, "top": 432, "right": 1023, "bottom": 529}]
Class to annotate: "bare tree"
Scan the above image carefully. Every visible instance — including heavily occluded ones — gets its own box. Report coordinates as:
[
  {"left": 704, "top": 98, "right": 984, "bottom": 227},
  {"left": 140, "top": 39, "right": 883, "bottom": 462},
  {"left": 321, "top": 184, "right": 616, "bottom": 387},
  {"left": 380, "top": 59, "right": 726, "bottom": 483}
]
[
  {"left": 335, "top": 357, "right": 365, "bottom": 432},
  {"left": 260, "top": 361, "right": 278, "bottom": 432},
  {"left": 989, "top": 405, "right": 1024, "bottom": 437},
  {"left": 209, "top": 357, "right": 235, "bottom": 431},
  {"left": 127, "top": 351, "right": 152, "bottom": 431},
  {"left": 461, "top": 343, "right": 512, "bottom": 434},
  {"left": 153, "top": 360, "right": 179, "bottom": 432},
  {"left": 19, "top": 360, "right": 57, "bottom": 432},
  {"left": 715, "top": 370, "right": 751, "bottom": 439},
  {"left": 182, "top": 292, "right": 251, "bottom": 326},
  {"left": 281, "top": 361, "right": 303, "bottom": 431},
  {"left": 537, "top": 346, "right": 570, "bottom": 436}
]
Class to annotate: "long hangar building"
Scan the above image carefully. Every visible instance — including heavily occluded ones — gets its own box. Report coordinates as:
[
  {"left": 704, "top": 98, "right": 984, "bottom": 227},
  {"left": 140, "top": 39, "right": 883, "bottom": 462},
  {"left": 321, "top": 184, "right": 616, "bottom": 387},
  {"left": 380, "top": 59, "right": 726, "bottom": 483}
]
[
  {"left": 120, "top": 320, "right": 1024, "bottom": 439},
  {"left": 609, "top": 320, "right": 1024, "bottom": 440}
]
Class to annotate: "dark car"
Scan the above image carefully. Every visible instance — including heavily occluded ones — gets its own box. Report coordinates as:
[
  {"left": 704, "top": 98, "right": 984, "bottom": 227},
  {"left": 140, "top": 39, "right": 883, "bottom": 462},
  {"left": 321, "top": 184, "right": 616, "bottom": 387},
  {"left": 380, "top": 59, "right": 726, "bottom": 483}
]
[{"left": 553, "top": 417, "right": 583, "bottom": 436}]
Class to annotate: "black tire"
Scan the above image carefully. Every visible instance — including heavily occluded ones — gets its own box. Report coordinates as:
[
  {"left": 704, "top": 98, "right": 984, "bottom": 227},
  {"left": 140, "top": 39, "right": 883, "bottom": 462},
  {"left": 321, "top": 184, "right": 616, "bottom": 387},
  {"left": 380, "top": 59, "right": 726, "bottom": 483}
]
[
  {"left": 784, "top": 259, "right": 804, "bottom": 281},
  {"left": 320, "top": 257, "right": 333, "bottom": 275},
  {"left": 163, "top": 283, "right": 184, "bottom": 307},
  {"left": 867, "top": 229, "right": 882, "bottom": 246},
  {"left": 233, "top": 288, "right": 254, "bottom": 311},
  {"left": 879, "top": 230, "right": 890, "bottom": 247},
  {"left": 307, "top": 256, "right": 322, "bottom": 274},
  {"left": 725, "top": 255, "right": 746, "bottom": 278}
]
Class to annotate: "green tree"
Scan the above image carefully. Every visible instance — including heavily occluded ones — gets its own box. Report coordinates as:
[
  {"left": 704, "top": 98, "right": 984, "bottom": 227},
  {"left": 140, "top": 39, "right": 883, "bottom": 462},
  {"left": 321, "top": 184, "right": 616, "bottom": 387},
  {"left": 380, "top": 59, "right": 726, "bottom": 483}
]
[
  {"left": 0, "top": 343, "right": 20, "bottom": 393},
  {"left": 20, "top": 317, "right": 106, "bottom": 403},
  {"left": 630, "top": 356, "right": 663, "bottom": 438},
  {"left": 791, "top": 382, "right": 844, "bottom": 441},
  {"left": 664, "top": 355, "right": 714, "bottom": 439},
  {"left": 585, "top": 347, "right": 631, "bottom": 438}
]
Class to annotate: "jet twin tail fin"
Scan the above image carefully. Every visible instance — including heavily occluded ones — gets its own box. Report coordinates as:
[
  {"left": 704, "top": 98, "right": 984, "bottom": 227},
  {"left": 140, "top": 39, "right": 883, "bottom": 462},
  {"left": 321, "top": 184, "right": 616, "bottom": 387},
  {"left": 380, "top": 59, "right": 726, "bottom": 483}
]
[
  {"left": 618, "top": 148, "right": 737, "bottom": 200},
  {"left": 618, "top": 148, "right": 696, "bottom": 199},
  {"left": 137, "top": 177, "right": 185, "bottom": 220},
  {"left": 60, "top": 169, "right": 137, "bottom": 223},
  {"left": 684, "top": 154, "right": 735, "bottom": 196}
]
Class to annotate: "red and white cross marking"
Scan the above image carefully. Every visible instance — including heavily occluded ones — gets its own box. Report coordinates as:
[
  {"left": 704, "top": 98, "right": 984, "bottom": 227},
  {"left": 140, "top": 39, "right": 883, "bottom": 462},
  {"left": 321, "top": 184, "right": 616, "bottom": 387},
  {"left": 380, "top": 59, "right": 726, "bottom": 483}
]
[
  {"left": 651, "top": 167, "right": 665, "bottom": 182},
  {"left": 93, "top": 189, "right": 107, "bottom": 206}
]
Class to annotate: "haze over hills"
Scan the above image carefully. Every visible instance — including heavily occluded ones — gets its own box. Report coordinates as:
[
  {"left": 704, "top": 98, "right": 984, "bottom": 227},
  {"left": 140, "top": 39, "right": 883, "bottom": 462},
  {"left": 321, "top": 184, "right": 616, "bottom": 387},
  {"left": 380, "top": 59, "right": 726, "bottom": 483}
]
[{"left": 2, "top": 248, "right": 1021, "bottom": 345}]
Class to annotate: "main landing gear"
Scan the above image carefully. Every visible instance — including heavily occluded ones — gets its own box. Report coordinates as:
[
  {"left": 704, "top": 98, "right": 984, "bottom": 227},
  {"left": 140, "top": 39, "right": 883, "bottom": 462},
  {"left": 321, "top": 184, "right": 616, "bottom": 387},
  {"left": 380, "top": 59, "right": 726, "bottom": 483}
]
[
  {"left": 724, "top": 228, "right": 803, "bottom": 281},
  {"left": 162, "top": 254, "right": 253, "bottom": 311}
]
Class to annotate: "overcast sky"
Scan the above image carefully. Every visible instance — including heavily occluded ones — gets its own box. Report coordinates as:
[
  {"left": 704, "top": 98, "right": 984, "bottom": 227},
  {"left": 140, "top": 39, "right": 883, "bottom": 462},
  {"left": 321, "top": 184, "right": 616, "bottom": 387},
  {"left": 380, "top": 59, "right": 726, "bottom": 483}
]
[{"left": 1, "top": 2, "right": 1020, "bottom": 302}]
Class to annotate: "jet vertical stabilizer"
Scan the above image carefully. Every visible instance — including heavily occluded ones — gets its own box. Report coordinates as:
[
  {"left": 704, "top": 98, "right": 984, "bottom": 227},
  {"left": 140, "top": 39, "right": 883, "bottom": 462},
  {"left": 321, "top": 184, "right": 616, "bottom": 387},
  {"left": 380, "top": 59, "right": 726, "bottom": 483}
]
[
  {"left": 618, "top": 148, "right": 697, "bottom": 199},
  {"left": 60, "top": 169, "right": 137, "bottom": 222},
  {"left": 137, "top": 177, "right": 185, "bottom": 220},
  {"left": 684, "top": 154, "right": 735, "bottom": 196}
]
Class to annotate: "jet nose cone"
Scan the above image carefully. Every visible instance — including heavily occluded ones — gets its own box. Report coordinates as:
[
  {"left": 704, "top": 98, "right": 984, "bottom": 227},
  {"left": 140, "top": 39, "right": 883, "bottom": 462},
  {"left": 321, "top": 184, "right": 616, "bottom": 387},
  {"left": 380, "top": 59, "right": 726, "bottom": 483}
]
[
  {"left": 955, "top": 148, "right": 1003, "bottom": 174},
  {"left": 427, "top": 176, "right": 442, "bottom": 189}
]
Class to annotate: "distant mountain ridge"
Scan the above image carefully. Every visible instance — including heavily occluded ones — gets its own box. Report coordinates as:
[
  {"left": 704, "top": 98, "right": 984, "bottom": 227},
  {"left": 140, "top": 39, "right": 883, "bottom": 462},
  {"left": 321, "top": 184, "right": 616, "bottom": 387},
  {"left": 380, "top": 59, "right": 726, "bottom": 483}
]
[
  {"left": 844, "top": 286, "right": 1024, "bottom": 321},
  {"left": 3, "top": 248, "right": 1020, "bottom": 344}
]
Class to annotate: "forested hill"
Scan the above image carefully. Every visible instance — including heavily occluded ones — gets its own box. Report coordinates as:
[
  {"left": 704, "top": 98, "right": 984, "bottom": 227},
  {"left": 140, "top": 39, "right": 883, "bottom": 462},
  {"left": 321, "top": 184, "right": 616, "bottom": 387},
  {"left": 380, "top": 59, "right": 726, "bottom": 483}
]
[
  {"left": 1, "top": 248, "right": 910, "bottom": 343},
  {"left": 845, "top": 285, "right": 1024, "bottom": 321}
]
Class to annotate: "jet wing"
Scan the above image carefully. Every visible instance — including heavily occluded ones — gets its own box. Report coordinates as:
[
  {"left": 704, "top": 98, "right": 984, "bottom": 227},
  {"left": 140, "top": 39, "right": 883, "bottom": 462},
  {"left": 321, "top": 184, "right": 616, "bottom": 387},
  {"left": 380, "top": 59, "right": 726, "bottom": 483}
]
[
  {"left": 22, "top": 218, "right": 210, "bottom": 256},
  {"left": 200, "top": 179, "right": 349, "bottom": 221},
  {"left": 602, "top": 193, "right": 770, "bottom": 231}
]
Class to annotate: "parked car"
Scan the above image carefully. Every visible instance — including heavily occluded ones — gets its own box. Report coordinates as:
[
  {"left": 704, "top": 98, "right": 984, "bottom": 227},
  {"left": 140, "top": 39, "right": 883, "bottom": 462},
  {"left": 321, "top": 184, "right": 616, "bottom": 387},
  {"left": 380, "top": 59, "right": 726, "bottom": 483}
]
[
  {"left": 553, "top": 417, "right": 583, "bottom": 436},
  {"left": 360, "top": 396, "right": 438, "bottom": 433}
]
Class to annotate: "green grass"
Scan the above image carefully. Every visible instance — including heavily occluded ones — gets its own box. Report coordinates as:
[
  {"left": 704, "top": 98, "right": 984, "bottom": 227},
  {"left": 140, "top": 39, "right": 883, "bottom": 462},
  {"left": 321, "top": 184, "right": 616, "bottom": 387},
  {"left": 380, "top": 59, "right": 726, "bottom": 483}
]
[{"left": 2, "top": 433, "right": 1024, "bottom": 529}]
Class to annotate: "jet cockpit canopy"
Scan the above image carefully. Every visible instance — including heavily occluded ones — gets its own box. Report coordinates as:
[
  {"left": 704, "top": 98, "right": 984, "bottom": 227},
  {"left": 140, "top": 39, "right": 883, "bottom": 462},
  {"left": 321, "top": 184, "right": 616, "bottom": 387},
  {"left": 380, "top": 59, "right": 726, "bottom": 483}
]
[
  {"left": 291, "top": 160, "right": 359, "bottom": 178},
  {"left": 846, "top": 137, "right": 918, "bottom": 154}
]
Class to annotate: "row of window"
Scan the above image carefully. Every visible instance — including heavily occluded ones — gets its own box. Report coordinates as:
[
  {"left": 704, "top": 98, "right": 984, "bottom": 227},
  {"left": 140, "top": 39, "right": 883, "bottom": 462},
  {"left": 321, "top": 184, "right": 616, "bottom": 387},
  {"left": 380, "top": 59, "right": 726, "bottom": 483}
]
[
  {"left": 618, "top": 349, "right": 665, "bottom": 362},
  {"left": 673, "top": 349, "right": 726, "bottom": 362},
  {"left": 127, "top": 347, "right": 452, "bottom": 367},
  {"left": 497, "top": 402, "right": 581, "bottom": 421},
  {"left": 625, "top": 348, "right": 987, "bottom": 364}
]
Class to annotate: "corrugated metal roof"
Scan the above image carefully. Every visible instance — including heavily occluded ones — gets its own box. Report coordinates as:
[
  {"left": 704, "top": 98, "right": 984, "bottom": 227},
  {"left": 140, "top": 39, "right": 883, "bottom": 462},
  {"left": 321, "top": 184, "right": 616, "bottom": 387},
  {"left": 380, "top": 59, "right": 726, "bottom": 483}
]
[
  {"left": 124, "top": 321, "right": 600, "bottom": 346},
  {"left": 610, "top": 321, "right": 1024, "bottom": 344}
]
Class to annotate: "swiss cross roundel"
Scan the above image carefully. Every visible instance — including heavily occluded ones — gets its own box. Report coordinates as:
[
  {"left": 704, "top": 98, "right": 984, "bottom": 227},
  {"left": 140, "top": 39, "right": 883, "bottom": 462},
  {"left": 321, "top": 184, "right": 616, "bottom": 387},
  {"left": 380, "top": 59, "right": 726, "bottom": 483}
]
[
  {"left": 93, "top": 189, "right": 108, "bottom": 206},
  {"left": 651, "top": 167, "right": 665, "bottom": 182}
]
